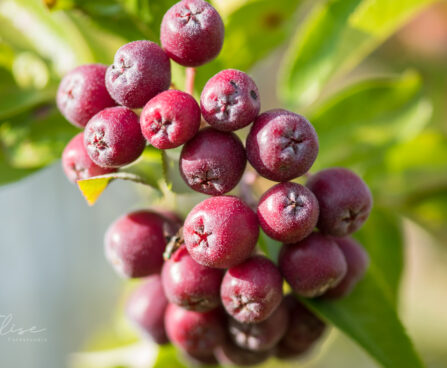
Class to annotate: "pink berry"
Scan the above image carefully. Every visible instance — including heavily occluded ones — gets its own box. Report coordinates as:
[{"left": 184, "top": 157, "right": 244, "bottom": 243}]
[
  {"left": 84, "top": 106, "right": 145, "bottom": 168},
  {"left": 140, "top": 90, "right": 201, "bottom": 149},
  {"left": 162, "top": 245, "right": 224, "bottom": 312},
  {"left": 279, "top": 233, "right": 347, "bottom": 298},
  {"left": 306, "top": 168, "right": 373, "bottom": 236},
  {"left": 164, "top": 303, "right": 225, "bottom": 357},
  {"left": 323, "top": 237, "right": 369, "bottom": 299},
  {"left": 57, "top": 64, "right": 116, "bottom": 128},
  {"left": 104, "top": 210, "right": 168, "bottom": 278},
  {"left": 184, "top": 196, "right": 259, "bottom": 268},
  {"left": 126, "top": 275, "right": 169, "bottom": 344},
  {"left": 180, "top": 128, "right": 247, "bottom": 195},
  {"left": 62, "top": 132, "right": 116, "bottom": 183},
  {"left": 257, "top": 182, "right": 319, "bottom": 243},
  {"left": 160, "top": 0, "right": 224, "bottom": 67},
  {"left": 215, "top": 342, "right": 271, "bottom": 366},
  {"left": 246, "top": 109, "right": 318, "bottom": 182},
  {"left": 200, "top": 69, "right": 260, "bottom": 131},
  {"left": 105, "top": 40, "right": 171, "bottom": 108},
  {"left": 221, "top": 255, "right": 283, "bottom": 323}
]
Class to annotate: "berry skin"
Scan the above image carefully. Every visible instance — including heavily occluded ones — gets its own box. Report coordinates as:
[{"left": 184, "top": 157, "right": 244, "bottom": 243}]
[
  {"left": 180, "top": 128, "right": 247, "bottom": 196},
  {"left": 220, "top": 255, "right": 283, "bottom": 324},
  {"left": 306, "top": 168, "right": 373, "bottom": 236},
  {"left": 279, "top": 233, "right": 347, "bottom": 298},
  {"left": 105, "top": 40, "right": 171, "bottom": 108},
  {"left": 57, "top": 64, "right": 116, "bottom": 128},
  {"left": 62, "top": 132, "right": 116, "bottom": 183},
  {"left": 160, "top": 0, "right": 224, "bottom": 67},
  {"left": 164, "top": 303, "right": 225, "bottom": 357},
  {"left": 104, "top": 210, "right": 168, "bottom": 278},
  {"left": 184, "top": 196, "right": 259, "bottom": 269},
  {"left": 161, "top": 245, "right": 224, "bottom": 312},
  {"left": 228, "top": 298, "right": 289, "bottom": 352},
  {"left": 323, "top": 237, "right": 370, "bottom": 299},
  {"left": 140, "top": 90, "right": 201, "bottom": 149},
  {"left": 200, "top": 69, "right": 260, "bottom": 132},
  {"left": 257, "top": 182, "right": 319, "bottom": 243},
  {"left": 246, "top": 109, "right": 319, "bottom": 182},
  {"left": 84, "top": 107, "right": 145, "bottom": 168},
  {"left": 215, "top": 342, "right": 271, "bottom": 367},
  {"left": 126, "top": 275, "right": 169, "bottom": 344}
]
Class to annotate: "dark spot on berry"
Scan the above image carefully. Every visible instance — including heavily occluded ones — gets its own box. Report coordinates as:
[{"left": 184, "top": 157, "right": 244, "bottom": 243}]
[{"left": 250, "top": 90, "right": 257, "bottom": 100}]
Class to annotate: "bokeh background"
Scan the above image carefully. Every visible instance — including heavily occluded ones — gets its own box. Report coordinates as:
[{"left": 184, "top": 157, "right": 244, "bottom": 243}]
[{"left": 0, "top": 0, "right": 447, "bottom": 367}]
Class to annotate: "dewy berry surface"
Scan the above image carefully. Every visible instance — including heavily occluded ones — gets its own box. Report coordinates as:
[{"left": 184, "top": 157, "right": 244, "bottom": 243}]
[
  {"left": 306, "top": 167, "right": 373, "bottom": 236},
  {"left": 279, "top": 233, "right": 347, "bottom": 298},
  {"left": 161, "top": 245, "right": 224, "bottom": 312},
  {"left": 183, "top": 196, "right": 259, "bottom": 268},
  {"left": 104, "top": 210, "right": 168, "bottom": 278},
  {"left": 164, "top": 303, "right": 224, "bottom": 357},
  {"left": 62, "top": 132, "right": 116, "bottom": 183},
  {"left": 180, "top": 128, "right": 247, "bottom": 195},
  {"left": 200, "top": 69, "right": 260, "bottom": 131},
  {"left": 84, "top": 106, "right": 145, "bottom": 168},
  {"left": 257, "top": 182, "right": 319, "bottom": 243},
  {"left": 57, "top": 64, "right": 116, "bottom": 128},
  {"left": 246, "top": 109, "right": 319, "bottom": 182},
  {"left": 221, "top": 255, "right": 283, "bottom": 324},
  {"left": 105, "top": 40, "right": 171, "bottom": 108},
  {"left": 126, "top": 275, "right": 169, "bottom": 344},
  {"left": 160, "top": 0, "right": 224, "bottom": 66},
  {"left": 140, "top": 89, "right": 201, "bottom": 149}
]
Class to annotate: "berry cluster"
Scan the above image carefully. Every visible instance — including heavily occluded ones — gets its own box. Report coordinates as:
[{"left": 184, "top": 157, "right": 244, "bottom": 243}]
[{"left": 57, "top": 0, "right": 373, "bottom": 365}]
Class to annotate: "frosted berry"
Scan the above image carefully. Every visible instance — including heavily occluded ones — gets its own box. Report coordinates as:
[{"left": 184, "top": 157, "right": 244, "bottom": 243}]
[
  {"left": 180, "top": 128, "right": 247, "bottom": 195},
  {"left": 246, "top": 109, "right": 318, "bottom": 182},
  {"left": 140, "top": 90, "right": 201, "bottom": 149},
  {"left": 57, "top": 64, "right": 115, "bottom": 128},
  {"left": 200, "top": 69, "right": 260, "bottom": 131},
  {"left": 105, "top": 40, "right": 171, "bottom": 108}
]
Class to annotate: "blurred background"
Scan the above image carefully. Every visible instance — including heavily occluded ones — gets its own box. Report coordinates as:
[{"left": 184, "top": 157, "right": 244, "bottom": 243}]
[{"left": 0, "top": 0, "right": 447, "bottom": 367}]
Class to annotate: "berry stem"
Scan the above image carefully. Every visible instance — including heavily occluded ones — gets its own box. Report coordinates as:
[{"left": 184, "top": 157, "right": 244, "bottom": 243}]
[{"left": 186, "top": 67, "right": 196, "bottom": 95}]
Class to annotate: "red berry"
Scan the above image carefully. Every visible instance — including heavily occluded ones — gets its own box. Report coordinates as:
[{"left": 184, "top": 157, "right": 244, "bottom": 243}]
[
  {"left": 105, "top": 40, "right": 171, "bottom": 108},
  {"left": 57, "top": 64, "right": 116, "bottom": 128},
  {"left": 180, "top": 128, "right": 247, "bottom": 196},
  {"left": 184, "top": 196, "right": 259, "bottom": 268},
  {"left": 215, "top": 342, "right": 271, "bottom": 366},
  {"left": 160, "top": 0, "right": 224, "bottom": 67},
  {"left": 162, "top": 245, "right": 224, "bottom": 312},
  {"left": 84, "top": 107, "right": 145, "bottom": 168},
  {"left": 257, "top": 182, "right": 319, "bottom": 243},
  {"left": 306, "top": 168, "right": 373, "bottom": 236},
  {"left": 221, "top": 255, "right": 283, "bottom": 323},
  {"left": 104, "top": 210, "right": 168, "bottom": 278},
  {"left": 279, "top": 233, "right": 347, "bottom": 297},
  {"left": 62, "top": 132, "right": 116, "bottom": 183},
  {"left": 200, "top": 69, "right": 260, "bottom": 131},
  {"left": 246, "top": 109, "right": 318, "bottom": 182},
  {"left": 140, "top": 90, "right": 201, "bottom": 149},
  {"left": 126, "top": 275, "right": 169, "bottom": 344}
]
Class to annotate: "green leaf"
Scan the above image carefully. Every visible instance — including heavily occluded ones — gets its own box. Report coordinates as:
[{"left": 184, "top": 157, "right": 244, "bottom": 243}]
[
  {"left": 162, "top": 148, "right": 193, "bottom": 194},
  {"left": 153, "top": 345, "right": 187, "bottom": 368},
  {"left": 280, "top": 0, "right": 437, "bottom": 108},
  {"left": 258, "top": 230, "right": 281, "bottom": 264}
]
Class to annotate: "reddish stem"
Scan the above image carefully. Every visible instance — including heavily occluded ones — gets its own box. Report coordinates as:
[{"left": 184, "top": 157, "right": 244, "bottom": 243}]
[{"left": 185, "top": 67, "right": 196, "bottom": 95}]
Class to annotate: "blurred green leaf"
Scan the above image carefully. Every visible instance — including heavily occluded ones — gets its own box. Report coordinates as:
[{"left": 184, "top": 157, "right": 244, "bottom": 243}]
[
  {"left": 162, "top": 148, "right": 193, "bottom": 194},
  {"left": 0, "top": 151, "right": 37, "bottom": 185},
  {"left": 153, "top": 345, "right": 187, "bottom": 368},
  {"left": 258, "top": 230, "right": 281, "bottom": 264},
  {"left": 280, "top": 0, "right": 436, "bottom": 108}
]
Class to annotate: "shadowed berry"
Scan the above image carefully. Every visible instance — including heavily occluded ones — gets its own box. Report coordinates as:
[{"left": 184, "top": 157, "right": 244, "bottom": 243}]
[
  {"left": 84, "top": 106, "right": 145, "bottom": 168},
  {"left": 62, "top": 132, "right": 116, "bottom": 183},
  {"left": 184, "top": 196, "right": 259, "bottom": 268},
  {"left": 221, "top": 255, "right": 283, "bottom": 323},
  {"left": 180, "top": 128, "right": 247, "bottom": 195},
  {"left": 215, "top": 342, "right": 271, "bottom": 366},
  {"left": 257, "top": 182, "right": 319, "bottom": 243},
  {"left": 126, "top": 275, "right": 169, "bottom": 344},
  {"left": 279, "top": 233, "right": 347, "bottom": 298},
  {"left": 246, "top": 109, "right": 318, "bottom": 182},
  {"left": 105, "top": 40, "right": 171, "bottom": 108},
  {"left": 306, "top": 168, "right": 373, "bottom": 236},
  {"left": 57, "top": 64, "right": 116, "bottom": 128},
  {"left": 141, "top": 90, "right": 201, "bottom": 149},
  {"left": 200, "top": 69, "right": 260, "bottom": 131},
  {"left": 161, "top": 0, "right": 224, "bottom": 67}
]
